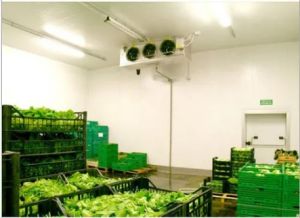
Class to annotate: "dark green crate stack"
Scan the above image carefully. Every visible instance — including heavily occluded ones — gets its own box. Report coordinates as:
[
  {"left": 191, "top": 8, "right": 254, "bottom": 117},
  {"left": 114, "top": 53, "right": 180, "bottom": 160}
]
[
  {"left": 2, "top": 105, "right": 87, "bottom": 180},
  {"left": 112, "top": 152, "right": 148, "bottom": 172},
  {"left": 86, "top": 121, "right": 109, "bottom": 159},
  {"left": 237, "top": 163, "right": 300, "bottom": 217},
  {"left": 2, "top": 152, "right": 20, "bottom": 217},
  {"left": 98, "top": 143, "right": 118, "bottom": 168},
  {"left": 229, "top": 147, "right": 255, "bottom": 194},
  {"left": 213, "top": 157, "right": 231, "bottom": 180},
  {"left": 211, "top": 157, "right": 231, "bottom": 193},
  {"left": 231, "top": 147, "right": 255, "bottom": 177}
]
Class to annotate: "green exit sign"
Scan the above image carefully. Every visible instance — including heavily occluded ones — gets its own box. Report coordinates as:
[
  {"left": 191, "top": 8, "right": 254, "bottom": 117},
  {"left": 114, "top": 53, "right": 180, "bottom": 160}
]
[{"left": 260, "top": 99, "right": 273, "bottom": 105}]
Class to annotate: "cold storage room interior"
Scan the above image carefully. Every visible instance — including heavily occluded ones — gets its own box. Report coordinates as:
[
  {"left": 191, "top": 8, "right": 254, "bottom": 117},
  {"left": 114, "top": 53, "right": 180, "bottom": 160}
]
[{"left": 1, "top": 1, "right": 299, "bottom": 217}]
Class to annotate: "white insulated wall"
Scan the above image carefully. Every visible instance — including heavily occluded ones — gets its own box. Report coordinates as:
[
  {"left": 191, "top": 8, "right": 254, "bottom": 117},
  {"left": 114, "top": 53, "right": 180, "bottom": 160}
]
[
  {"left": 2, "top": 45, "right": 88, "bottom": 111},
  {"left": 86, "top": 41, "right": 299, "bottom": 170}
]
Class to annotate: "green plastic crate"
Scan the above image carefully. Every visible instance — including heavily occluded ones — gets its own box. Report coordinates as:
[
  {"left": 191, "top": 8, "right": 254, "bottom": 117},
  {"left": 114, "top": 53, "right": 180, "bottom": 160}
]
[
  {"left": 282, "top": 191, "right": 300, "bottom": 210},
  {"left": 283, "top": 174, "right": 300, "bottom": 192},
  {"left": 87, "top": 121, "right": 98, "bottom": 126},
  {"left": 281, "top": 209, "right": 299, "bottom": 217},
  {"left": 127, "top": 153, "right": 147, "bottom": 168},
  {"left": 237, "top": 204, "right": 282, "bottom": 217},
  {"left": 98, "top": 144, "right": 118, "bottom": 168},
  {"left": 112, "top": 161, "right": 135, "bottom": 171},
  {"left": 238, "top": 186, "right": 282, "bottom": 208},
  {"left": 238, "top": 166, "right": 283, "bottom": 189}
]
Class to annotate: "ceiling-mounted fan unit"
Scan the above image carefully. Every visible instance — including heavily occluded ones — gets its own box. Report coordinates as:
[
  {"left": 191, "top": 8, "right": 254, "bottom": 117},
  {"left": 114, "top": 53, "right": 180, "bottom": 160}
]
[{"left": 120, "top": 37, "right": 191, "bottom": 67}]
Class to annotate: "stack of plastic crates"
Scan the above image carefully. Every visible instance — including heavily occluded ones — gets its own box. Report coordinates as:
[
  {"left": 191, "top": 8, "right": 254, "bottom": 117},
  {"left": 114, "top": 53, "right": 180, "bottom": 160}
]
[
  {"left": 98, "top": 143, "right": 118, "bottom": 168},
  {"left": 112, "top": 152, "right": 148, "bottom": 172},
  {"left": 2, "top": 105, "right": 87, "bottom": 180},
  {"left": 237, "top": 163, "right": 299, "bottom": 217},
  {"left": 2, "top": 152, "right": 20, "bottom": 217},
  {"left": 229, "top": 147, "right": 255, "bottom": 193},
  {"left": 231, "top": 147, "right": 255, "bottom": 177},
  {"left": 210, "top": 157, "right": 231, "bottom": 193},
  {"left": 237, "top": 163, "right": 283, "bottom": 216},
  {"left": 282, "top": 163, "right": 300, "bottom": 217},
  {"left": 86, "top": 121, "right": 109, "bottom": 159}
]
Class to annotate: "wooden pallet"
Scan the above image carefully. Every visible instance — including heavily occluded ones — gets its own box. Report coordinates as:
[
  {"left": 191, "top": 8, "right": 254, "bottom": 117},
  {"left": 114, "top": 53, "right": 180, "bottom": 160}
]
[
  {"left": 87, "top": 160, "right": 156, "bottom": 175},
  {"left": 212, "top": 193, "right": 237, "bottom": 217},
  {"left": 112, "top": 166, "right": 156, "bottom": 175},
  {"left": 87, "top": 160, "right": 98, "bottom": 168},
  {"left": 213, "top": 193, "right": 237, "bottom": 208},
  {"left": 130, "top": 166, "right": 156, "bottom": 174}
]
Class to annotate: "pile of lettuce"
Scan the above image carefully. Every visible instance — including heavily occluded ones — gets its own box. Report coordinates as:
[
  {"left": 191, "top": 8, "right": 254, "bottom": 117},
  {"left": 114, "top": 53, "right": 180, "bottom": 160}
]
[
  {"left": 19, "top": 178, "right": 78, "bottom": 205},
  {"left": 67, "top": 172, "right": 124, "bottom": 190},
  {"left": 11, "top": 106, "right": 83, "bottom": 131},
  {"left": 284, "top": 163, "right": 300, "bottom": 178},
  {"left": 64, "top": 190, "right": 193, "bottom": 217},
  {"left": 14, "top": 106, "right": 76, "bottom": 119}
]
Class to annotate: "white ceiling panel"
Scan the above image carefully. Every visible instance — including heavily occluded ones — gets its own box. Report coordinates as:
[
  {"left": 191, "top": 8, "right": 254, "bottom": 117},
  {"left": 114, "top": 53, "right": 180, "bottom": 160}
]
[{"left": 2, "top": 2, "right": 299, "bottom": 70}]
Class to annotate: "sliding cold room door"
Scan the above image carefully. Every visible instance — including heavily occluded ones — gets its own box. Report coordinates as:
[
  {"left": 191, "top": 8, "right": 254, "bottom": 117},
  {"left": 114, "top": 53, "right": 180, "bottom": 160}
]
[{"left": 244, "top": 112, "right": 288, "bottom": 164}]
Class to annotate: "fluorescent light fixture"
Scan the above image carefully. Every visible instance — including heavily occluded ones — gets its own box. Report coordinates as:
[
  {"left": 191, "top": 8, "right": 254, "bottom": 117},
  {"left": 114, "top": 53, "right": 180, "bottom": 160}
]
[
  {"left": 104, "top": 16, "right": 146, "bottom": 41},
  {"left": 211, "top": 3, "right": 232, "bottom": 28},
  {"left": 43, "top": 24, "right": 85, "bottom": 47},
  {"left": 39, "top": 38, "right": 85, "bottom": 58}
]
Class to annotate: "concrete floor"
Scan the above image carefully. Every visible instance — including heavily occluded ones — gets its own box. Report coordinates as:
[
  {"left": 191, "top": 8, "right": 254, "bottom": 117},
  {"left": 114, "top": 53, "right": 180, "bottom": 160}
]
[{"left": 146, "top": 171, "right": 208, "bottom": 191}]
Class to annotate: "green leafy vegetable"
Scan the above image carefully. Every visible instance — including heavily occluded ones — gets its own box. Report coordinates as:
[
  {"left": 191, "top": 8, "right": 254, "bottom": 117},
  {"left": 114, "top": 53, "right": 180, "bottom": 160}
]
[
  {"left": 20, "top": 178, "right": 78, "bottom": 205},
  {"left": 64, "top": 190, "right": 194, "bottom": 217},
  {"left": 67, "top": 172, "right": 124, "bottom": 190}
]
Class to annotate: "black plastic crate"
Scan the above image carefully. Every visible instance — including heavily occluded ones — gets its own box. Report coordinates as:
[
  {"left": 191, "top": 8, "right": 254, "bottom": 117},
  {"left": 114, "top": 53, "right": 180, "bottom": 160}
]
[
  {"left": 109, "top": 177, "right": 212, "bottom": 217},
  {"left": 213, "top": 157, "right": 231, "bottom": 167},
  {"left": 2, "top": 152, "right": 20, "bottom": 217},
  {"left": 3, "top": 105, "right": 86, "bottom": 132},
  {"left": 212, "top": 157, "right": 232, "bottom": 181},
  {"left": 20, "top": 159, "right": 86, "bottom": 179},
  {"left": 7, "top": 139, "right": 83, "bottom": 154},
  {"left": 20, "top": 185, "right": 113, "bottom": 217},
  {"left": 2, "top": 105, "right": 87, "bottom": 149},
  {"left": 19, "top": 174, "right": 69, "bottom": 217},
  {"left": 231, "top": 147, "right": 255, "bottom": 162},
  {"left": 19, "top": 169, "right": 113, "bottom": 217},
  {"left": 53, "top": 184, "right": 186, "bottom": 217}
]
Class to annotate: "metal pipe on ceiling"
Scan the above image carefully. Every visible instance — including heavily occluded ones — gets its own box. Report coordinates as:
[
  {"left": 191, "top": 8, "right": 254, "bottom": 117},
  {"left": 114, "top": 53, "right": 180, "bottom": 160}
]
[{"left": 2, "top": 18, "right": 107, "bottom": 61}]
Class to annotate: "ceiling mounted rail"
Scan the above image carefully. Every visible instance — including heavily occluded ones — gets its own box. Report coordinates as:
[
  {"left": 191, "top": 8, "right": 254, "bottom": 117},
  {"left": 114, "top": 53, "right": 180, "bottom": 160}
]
[{"left": 2, "top": 18, "right": 107, "bottom": 61}]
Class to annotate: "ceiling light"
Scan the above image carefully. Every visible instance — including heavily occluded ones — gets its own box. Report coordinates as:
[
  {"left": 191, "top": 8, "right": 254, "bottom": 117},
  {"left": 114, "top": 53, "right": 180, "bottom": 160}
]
[
  {"left": 104, "top": 16, "right": 146, "bottom": 42},
  {"left": 39, "top": 38, "right": 85, "bottom": 58},
  {"left": 43, "top": 24, "right": 86, "bottom": 47},
  {"left": 211, "top": 3, "right": 232, "bottom": 28}
]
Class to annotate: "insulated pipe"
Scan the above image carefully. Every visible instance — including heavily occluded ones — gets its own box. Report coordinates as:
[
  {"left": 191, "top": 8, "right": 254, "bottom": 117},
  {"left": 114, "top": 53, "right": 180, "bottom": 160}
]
[{"left": 155, "top": 65, "right": 173, "bottom": 189}]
